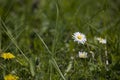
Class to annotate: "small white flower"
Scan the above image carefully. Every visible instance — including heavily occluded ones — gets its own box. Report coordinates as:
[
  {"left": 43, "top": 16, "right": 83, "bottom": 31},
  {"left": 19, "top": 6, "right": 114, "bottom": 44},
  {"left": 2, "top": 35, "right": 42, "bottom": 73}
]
[
  {"left": 78, "top": 51, "right": 87, "bottom": 58},
  {"left": 96, "top": 37, "right": 106, "bottom": 44},
  {"left": 72, "top": 32, "right": 87, "bottom": 44}
]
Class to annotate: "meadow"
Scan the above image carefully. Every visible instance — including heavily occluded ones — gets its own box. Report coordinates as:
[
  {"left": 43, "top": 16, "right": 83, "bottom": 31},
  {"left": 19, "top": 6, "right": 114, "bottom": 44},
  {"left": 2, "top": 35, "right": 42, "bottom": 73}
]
[{"left": 0, "top": 0, "right": 120, "bottom": 80}]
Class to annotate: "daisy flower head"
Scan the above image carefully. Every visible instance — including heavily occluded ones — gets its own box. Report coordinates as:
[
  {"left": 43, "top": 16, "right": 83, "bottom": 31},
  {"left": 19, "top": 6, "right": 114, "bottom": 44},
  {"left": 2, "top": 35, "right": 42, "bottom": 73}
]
[
  {"left": 72, "top": 32, "right": 87, "bottom": 44},
  {"left": 1, "top": 52, "right": 15, "bottom": 60},
  {"left": 96, "top": 37, "right": 106, "bottom": 44},
  {"left": 4, "top": 74, "right": 19, "bottom": 80},
  {"left": 78, "top": 51, "right": 87, "bottom": 58}
]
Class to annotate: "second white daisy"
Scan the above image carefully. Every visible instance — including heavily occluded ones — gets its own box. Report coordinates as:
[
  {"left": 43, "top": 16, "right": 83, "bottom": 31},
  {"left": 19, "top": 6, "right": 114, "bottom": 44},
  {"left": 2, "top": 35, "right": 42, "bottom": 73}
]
[
  {"left": 72, "top": 32, "right": 87, "bottom": 44},
  {"left": 78, "top": 51, "right": 88, "bottom": 58}
]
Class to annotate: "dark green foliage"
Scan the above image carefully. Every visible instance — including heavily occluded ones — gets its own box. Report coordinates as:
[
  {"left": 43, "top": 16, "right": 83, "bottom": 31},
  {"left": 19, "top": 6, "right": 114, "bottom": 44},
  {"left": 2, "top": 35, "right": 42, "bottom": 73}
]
[{"left": 0, "top": 0, "right": 120, "bottom": 80}]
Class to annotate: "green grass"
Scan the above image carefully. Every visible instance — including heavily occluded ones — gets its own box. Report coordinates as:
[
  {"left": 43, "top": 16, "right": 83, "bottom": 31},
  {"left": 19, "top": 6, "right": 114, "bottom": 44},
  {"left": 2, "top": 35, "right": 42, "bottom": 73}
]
[{"left": 0, "top": 0, "right": 120, "bottom": 80}]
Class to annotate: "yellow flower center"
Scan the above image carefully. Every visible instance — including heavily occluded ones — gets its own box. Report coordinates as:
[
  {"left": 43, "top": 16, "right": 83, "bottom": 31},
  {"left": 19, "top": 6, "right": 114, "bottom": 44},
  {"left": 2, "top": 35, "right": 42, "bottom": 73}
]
[
  {"left": 77, "top": 35, "right": 82, "bottom": 40},
  {"left": 99, "top": 38, "right": 103, "bottom": 42}
]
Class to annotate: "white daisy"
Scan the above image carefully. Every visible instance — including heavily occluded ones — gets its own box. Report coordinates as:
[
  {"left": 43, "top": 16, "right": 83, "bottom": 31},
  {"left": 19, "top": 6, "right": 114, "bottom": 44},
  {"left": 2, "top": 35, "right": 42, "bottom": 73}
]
[
  {"left": 72, "top": 32, "right": 87, "bottom": 44},
  {"left": 78, "top": 51, "right": 88, "bottom": 58},
  {"left": 96, "top": 37, "right": 106, "bottom": 44}
]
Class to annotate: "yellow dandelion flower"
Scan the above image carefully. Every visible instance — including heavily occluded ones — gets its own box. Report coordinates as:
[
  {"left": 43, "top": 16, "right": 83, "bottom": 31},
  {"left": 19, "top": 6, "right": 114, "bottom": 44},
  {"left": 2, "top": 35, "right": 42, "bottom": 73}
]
[
  {"left": 4, "top": 74, "right": 19, "bottom": 80},
  {"left": 1, "top": 52, "right": 15, "bottom": 59}
]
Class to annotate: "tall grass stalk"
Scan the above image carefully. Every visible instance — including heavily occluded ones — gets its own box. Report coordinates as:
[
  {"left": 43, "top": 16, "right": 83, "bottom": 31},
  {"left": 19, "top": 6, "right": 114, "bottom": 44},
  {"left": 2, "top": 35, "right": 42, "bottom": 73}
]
[
  {"left": 0, "top": 18, "right": 29, "bottom": 62},
  {"left": 35, "top": 31, "right": 66, "bottom": 80}
]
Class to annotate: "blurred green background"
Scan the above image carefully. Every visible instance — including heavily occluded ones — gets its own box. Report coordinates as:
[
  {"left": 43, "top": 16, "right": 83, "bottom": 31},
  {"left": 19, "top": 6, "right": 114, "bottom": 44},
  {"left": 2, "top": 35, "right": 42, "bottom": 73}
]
[{"left": 0, "top": 0, "right": 120, "bottom": 80}]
